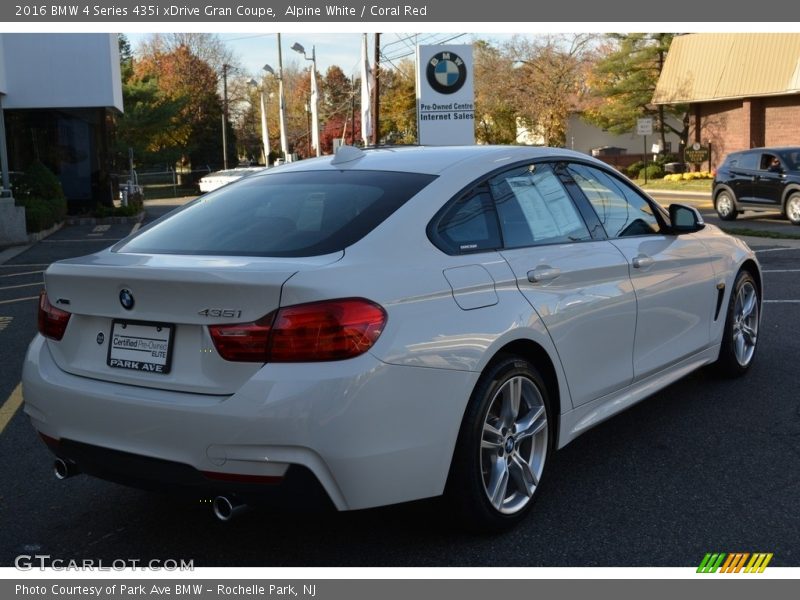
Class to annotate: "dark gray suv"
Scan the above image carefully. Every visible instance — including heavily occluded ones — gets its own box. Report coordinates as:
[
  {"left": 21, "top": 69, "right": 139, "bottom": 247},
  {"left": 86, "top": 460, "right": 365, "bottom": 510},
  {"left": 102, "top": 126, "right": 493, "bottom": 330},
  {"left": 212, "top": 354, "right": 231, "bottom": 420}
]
[{"left": 713, "top": 147, "right": 800, "bottom": 225}]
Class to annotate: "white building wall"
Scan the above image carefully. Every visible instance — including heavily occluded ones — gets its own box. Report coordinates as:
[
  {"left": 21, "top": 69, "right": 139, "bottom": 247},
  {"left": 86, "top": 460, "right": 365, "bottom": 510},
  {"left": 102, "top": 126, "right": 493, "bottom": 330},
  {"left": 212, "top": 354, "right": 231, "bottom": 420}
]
[
  {"left": 0, "top": 45, "right": 7, "bottom": 95},
  {"left": 0, "top": 33, "right": 122, "bottom": 111},
  {"left": 565, "top": 114, "right": 682, "bottom": 156}
]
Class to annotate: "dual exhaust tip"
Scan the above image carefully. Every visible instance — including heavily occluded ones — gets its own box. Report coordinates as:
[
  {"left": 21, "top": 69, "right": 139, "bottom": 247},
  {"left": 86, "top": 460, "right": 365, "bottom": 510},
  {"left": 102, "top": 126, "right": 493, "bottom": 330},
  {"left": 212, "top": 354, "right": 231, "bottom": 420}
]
[{"left": 53, "top": 459, "right": 249, "bottom": 522}]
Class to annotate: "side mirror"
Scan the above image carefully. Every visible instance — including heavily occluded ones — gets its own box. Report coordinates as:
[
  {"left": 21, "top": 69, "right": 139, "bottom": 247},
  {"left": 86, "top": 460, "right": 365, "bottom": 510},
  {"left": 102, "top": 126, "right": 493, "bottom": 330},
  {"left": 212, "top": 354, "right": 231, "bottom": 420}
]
[{"left": 669, "top": 203, "right": 705, "bottom": 234}]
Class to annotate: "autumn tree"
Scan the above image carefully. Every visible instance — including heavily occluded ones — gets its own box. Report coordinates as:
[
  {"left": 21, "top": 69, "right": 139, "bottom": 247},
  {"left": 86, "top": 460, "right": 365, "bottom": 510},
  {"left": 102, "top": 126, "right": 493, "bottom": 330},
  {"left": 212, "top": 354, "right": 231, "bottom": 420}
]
[
  {"left": 129, "top": 44, "right": 226, "bottom": 167},
  {"left": 584, "top": 33, "right": 688, "bottom": 152},
  {"left": 473, "top": 40, "right": 517, "bottom": 144},
  {"left": 379, "top": 59, "right": 416, "bottom": 144},
  {"left": 507, "top": 34, "right": 597, "bottom": 147}
]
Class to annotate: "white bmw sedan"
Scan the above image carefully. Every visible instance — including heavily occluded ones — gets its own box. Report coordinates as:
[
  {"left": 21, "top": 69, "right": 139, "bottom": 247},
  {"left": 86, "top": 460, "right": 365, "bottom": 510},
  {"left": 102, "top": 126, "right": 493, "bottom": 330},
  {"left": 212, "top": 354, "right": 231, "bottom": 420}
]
[{"left": 23, "top": 146, "right": 761, "bottom": 529}]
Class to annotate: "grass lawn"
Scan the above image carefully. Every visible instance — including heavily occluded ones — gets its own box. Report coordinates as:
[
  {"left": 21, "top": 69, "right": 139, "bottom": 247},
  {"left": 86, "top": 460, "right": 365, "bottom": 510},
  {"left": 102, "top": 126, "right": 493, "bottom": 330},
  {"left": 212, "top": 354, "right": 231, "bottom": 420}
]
[{"left": 632, "top": 178, "right": 713, "bottom": 192}]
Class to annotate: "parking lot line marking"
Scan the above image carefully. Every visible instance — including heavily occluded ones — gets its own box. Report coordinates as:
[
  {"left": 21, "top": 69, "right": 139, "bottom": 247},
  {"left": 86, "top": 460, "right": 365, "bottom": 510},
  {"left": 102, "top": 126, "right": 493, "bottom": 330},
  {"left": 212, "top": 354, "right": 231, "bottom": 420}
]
[
  {"left": 763, "top": 300, "right": 800, "bottom": 303},
  {"left": 0, "top": 282, "right": 44, "bottom": 291},
  {"left": 0, "top": 264, "right": 48, "bottom": 268},
  {"left": 129, "top": 222, "right": 142, "bottom": 234},
  {"left": 755, "top": 247, "right": 800, "bottom": 253},
  {"left": 0, "top": 316, "right": 12, "bottom": 333},
  {"left": 0, "top": 384, "right": 23, "bottom": 436},
  {"left": 0, "top": 270, "right": 44, "bottom": 278},
  {"left": 0, "top": 296, "right": 38, "bottom": 305},
  {"left": 762, "top": 269, "right": 800, "bottom": 273},
  {"left": 42, "top": 239, "right": 123, "bottom": 243}
]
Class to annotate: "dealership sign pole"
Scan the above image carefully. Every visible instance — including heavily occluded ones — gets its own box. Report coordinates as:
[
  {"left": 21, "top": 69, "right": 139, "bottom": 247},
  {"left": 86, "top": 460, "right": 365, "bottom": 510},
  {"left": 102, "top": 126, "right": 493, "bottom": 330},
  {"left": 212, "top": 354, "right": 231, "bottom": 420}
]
[
  {"left": 637, "top": 117, "right": 653, "bottom": 184},
  {"left": 416, "top": 45, "right": 475, "bottom": 145}
]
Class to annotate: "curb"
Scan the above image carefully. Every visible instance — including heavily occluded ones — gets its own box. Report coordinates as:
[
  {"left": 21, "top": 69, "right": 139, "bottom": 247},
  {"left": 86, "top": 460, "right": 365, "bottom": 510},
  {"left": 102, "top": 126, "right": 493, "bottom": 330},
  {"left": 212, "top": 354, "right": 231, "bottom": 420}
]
[{"left": 27, "top": 221, "right": 64, "bottom": 243}]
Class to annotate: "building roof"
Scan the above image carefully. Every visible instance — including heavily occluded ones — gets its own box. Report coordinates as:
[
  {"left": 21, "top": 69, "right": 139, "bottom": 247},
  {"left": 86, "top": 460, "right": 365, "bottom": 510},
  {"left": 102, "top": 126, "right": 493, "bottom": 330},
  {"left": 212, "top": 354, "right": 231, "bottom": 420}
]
[{"left": 653, "top": 33, "right": 800, "bottom": 105}]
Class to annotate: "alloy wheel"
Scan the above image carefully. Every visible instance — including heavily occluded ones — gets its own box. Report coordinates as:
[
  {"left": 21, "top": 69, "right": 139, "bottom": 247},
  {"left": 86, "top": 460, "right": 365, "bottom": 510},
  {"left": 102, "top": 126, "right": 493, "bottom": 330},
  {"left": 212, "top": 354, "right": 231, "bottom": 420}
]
[{"left": 480, "top": 375, "right": 548, "bottom": 515}]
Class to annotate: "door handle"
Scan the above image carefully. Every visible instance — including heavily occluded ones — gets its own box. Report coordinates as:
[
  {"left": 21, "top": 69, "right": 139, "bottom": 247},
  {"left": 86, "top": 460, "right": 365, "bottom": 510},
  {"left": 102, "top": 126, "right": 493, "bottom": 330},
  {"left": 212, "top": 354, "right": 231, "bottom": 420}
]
[
  {"left": 527, "top": 267, "right": 561, "bottom": 283},
  {"left": 632, "top": 256, "right": 654, "bottom": 269}
]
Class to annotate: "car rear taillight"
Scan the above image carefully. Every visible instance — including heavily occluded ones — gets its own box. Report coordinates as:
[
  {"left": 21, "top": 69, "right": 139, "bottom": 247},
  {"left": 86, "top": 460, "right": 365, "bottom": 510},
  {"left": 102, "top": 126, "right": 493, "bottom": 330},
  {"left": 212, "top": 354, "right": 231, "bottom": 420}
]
[
  {"left": 38, "top": 290, "right": 71, "bottom": 341},
  {"left": 208, "top": 313, "right": 275, "bottom": 362},
  {"left": 208, "top": 298, "right": 387, "bottom": 363}
]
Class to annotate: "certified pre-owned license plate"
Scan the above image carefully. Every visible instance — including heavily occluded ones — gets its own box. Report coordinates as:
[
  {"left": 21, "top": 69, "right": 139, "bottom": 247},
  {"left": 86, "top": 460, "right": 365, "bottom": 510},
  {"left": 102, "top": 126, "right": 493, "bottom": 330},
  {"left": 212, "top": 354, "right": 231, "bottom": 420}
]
[{"left": 107, "top": 320, "right": 174, "bottom": 374}]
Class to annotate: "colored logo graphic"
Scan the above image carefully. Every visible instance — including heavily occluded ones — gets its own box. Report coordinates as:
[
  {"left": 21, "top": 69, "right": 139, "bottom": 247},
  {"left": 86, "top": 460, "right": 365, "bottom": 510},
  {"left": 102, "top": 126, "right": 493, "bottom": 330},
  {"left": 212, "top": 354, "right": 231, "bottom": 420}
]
[
  {"left": 697, "top": 552, "right": 773, "bottom": 573},
  {"left": 426, "top": 51, "right": 467, "bottom": 95}
]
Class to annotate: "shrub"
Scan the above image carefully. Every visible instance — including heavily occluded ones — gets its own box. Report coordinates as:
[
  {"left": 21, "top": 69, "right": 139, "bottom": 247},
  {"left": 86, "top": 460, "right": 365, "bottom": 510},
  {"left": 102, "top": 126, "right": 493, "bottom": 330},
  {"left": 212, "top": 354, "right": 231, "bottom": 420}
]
[
  {"left": 626, "top": 161, "right": 644, "bottom": 178},
  {"left": 13, "top": 162, "right": 67, "bottom": 233},
  {"left": 638, "top": 164, "right": 664, "bottom": 180}
]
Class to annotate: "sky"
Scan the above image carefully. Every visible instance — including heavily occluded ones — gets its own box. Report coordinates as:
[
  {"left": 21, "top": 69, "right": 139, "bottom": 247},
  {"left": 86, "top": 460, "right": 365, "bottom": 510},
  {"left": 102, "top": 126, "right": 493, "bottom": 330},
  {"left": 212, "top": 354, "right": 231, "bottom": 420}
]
[{"left": 125, "top": 32, "right": 516, "bottom": 79}]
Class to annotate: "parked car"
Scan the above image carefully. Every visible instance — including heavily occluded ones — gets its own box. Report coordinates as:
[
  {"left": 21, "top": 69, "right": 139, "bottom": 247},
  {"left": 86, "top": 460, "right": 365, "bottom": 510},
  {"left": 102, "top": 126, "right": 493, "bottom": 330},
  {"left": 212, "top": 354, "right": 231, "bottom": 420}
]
[
  {"left": 713, "top": 146, "right": 800, "bottom": 224},
  {"left": 24, "top": 145, "right": 761, "bottom": 530},
  {"left": 198, "top": 167, "right": 266, "bottom": 193}
]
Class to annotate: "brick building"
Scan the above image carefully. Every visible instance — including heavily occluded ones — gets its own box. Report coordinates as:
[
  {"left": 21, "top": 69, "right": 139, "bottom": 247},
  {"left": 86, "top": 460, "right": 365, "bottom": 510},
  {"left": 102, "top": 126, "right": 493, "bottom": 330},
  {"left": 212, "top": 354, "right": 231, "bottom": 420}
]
[{"left": 653, "top": 33, "right": 800, "bottom": 169}]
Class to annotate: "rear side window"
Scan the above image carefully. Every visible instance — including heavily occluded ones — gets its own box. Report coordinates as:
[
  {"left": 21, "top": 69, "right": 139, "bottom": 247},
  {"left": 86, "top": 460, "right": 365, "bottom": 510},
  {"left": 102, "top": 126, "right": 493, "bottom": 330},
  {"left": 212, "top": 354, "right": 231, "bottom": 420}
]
[
  {"left": 490, "top": 163, "right": 591, "bottom": 247},
  {"left": 737, "top": 153, "right": 759, "bottom": 171},
  {"left": 115, "top": 170, "right": 436, "bottom": 257}
]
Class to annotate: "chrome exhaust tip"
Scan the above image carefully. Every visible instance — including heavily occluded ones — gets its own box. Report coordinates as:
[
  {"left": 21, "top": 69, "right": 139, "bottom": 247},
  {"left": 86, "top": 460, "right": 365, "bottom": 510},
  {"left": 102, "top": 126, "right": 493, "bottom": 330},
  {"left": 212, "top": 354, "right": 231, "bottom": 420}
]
[
  {"left": 53, "top": 458, "right": 78, "bottom": 480},
  {"left": 212, "top": 495, "right": 249, "bottom": 522}
]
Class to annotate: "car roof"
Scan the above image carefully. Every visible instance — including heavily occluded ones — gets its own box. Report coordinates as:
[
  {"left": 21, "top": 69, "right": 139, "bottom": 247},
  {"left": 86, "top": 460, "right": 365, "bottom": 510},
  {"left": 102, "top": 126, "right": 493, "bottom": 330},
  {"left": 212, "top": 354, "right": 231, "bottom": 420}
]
[
  {"left": 732, "top": 146, "right": 800, "bottom": 156},
  {"left": 254, "top": 145, "right": 608, "bottom": 177}
]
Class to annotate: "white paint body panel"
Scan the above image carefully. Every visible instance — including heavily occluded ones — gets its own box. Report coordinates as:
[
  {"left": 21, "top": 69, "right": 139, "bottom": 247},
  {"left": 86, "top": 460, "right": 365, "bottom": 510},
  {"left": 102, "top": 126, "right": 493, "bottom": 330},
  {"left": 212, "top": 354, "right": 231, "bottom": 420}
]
[{"left": 22, "top": 145, "right": 761, "bottom": 511}]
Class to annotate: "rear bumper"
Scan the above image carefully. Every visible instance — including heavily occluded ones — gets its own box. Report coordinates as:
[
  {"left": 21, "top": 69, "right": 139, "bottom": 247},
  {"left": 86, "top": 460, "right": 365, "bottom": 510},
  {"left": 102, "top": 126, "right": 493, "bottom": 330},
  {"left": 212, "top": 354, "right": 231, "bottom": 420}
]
[
  {"left": 40, "top": 434, "right": 334, "bottom": 509},
  {"left": 23, "top": 335, "right": 476, "bottom": 510}
]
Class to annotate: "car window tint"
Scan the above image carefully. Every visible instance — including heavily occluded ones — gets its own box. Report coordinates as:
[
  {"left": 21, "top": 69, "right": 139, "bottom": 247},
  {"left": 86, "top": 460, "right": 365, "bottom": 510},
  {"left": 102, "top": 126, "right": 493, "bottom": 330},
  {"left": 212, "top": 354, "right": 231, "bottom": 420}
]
[
  {"left": 759, "top": 154, "right": 779, "bottom": 170},
  {"left": 489, "top": 164, "right": 590, "bottom": 247},
  {"left": 435, "top": 188, "right": 502, "bottom": 253},
  {"left": 567, "top": 164, "right": 662, "bottom": 238},
  {"left": 738, "top": 153, "right": 759, "bottom": 170},
  {"left": 116, "top": 170, "right": 436, "bottom": 257}
]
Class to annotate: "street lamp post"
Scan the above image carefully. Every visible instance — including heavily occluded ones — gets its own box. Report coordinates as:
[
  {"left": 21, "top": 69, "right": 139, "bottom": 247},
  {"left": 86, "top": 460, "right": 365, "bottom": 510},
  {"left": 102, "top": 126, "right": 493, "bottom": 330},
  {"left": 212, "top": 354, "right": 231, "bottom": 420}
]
[
  {"left": 292, "top": 42, "right": 320, "bottom": 157},
  {"left": 263, "top": 63, "right": 288, "bottom": 163},
  {"left": 247, "top": 78, "right": 270, "bottom": 166},
  {"left": 221, "top": 63, "right": 232, "bottom": 169}
]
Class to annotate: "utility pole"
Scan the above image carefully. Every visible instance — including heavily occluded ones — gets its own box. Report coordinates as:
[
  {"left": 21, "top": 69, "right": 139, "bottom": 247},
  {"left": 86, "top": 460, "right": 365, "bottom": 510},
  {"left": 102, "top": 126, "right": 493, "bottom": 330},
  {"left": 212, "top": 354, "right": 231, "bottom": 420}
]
[
  {"left": 351, "top": 75, "right": 356, "bottom": 145},
  {"left": 222, "top": 63, "right": 230, "bottom": 169},
  {"left": 372, "top": 33, "right": 380, "bottom": 146}
]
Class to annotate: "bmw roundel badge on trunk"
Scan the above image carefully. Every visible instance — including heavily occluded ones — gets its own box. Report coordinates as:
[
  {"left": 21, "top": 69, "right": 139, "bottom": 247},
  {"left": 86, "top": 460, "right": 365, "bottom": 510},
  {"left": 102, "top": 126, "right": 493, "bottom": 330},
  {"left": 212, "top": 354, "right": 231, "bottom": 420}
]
[{"left": 119, "top": 288, "right": 135, "bottom": 310}]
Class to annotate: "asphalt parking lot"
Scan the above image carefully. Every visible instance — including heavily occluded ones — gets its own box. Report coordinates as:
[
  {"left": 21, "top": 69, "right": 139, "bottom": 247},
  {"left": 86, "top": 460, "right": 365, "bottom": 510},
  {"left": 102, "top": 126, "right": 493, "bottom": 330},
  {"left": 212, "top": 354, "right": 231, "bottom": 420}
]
[{"left": 1, "top": 199, "right": 798, "bottom": 567}]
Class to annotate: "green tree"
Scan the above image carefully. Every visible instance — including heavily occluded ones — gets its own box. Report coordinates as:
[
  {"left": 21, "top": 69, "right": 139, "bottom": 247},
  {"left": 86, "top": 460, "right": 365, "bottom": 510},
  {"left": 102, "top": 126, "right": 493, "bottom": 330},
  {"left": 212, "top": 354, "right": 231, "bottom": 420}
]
[{"left": 584, "top": 33, "right": 688, "bottom": 152}]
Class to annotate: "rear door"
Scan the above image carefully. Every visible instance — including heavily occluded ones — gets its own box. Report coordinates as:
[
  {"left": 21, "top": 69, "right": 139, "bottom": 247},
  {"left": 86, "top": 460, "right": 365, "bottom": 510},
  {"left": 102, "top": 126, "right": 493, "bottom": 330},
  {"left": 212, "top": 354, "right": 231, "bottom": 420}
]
[
  {"left": 566, "top": 163, "right": 717, "bottom": 380},
  {"left": 492, "top": 163, "right": 637, "bottom": 407}
]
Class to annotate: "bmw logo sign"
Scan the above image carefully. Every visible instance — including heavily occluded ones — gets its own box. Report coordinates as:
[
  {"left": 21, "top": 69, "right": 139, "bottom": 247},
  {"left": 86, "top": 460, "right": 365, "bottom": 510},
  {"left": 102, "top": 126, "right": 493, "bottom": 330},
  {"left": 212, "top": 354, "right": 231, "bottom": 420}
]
[
  {"left": 426, "top": 51, "right": 467, "bottom": 95},
  {"left": 119, "top": 288, "right": 135, "bottom": 310}
]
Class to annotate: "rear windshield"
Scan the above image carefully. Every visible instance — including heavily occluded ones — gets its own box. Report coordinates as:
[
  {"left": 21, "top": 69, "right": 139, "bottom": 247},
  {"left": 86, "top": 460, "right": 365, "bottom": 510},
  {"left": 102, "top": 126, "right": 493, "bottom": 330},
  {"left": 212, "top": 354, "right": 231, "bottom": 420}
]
[{"left": 115, "top": 170, "right": 436, "bottom": 257}]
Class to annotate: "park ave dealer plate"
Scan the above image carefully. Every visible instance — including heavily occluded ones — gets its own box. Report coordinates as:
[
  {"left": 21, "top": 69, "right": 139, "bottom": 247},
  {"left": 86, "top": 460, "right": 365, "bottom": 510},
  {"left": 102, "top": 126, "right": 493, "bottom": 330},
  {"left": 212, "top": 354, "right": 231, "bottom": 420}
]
[{"left": 107, "top": 320, "right": 174, "bottom": 374}]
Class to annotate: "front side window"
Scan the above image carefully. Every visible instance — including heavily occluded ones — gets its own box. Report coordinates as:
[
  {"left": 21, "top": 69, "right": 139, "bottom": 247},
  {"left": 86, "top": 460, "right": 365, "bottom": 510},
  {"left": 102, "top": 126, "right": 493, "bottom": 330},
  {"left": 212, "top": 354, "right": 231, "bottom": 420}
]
[
  {"left": 116, "top": 170, "right": 436, "bottom": 257},
  {"left": 489, "top": 163, "right": 591, "bottom": 247},
  {"left": 567, "top": 164, "right": 662, "bottom": 238}
]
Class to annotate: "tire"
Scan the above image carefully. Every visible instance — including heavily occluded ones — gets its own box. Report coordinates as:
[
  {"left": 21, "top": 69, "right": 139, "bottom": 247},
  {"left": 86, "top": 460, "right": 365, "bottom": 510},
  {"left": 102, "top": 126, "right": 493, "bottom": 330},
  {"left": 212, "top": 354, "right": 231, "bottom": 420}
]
[
  {"left": 713, "top": 270, "right": 760, "bottom": 377},
  {"left": 446, "top": 356, "right": 553, "bottom": 532},
  {"left": 785, "top": 192, "right": 800, "bottom": 225},
  {"left": 715, "top": 190, "right": 738, "bottom": 221}
]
